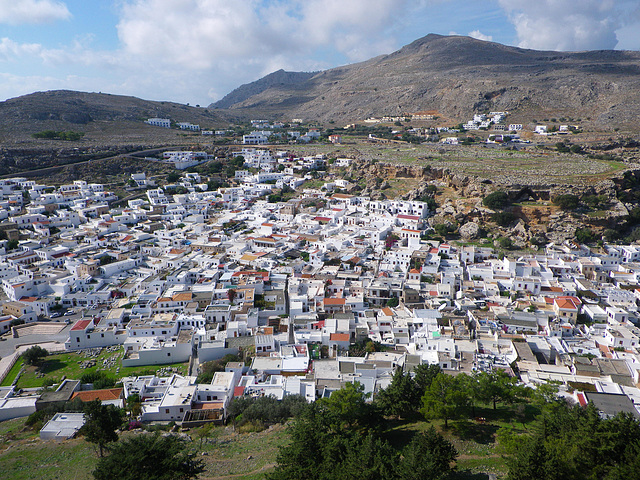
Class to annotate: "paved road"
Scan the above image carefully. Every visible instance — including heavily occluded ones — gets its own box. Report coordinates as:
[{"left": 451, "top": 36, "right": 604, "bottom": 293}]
[{"left": 0, "top": 323, "right": 72, "bottom": 359}]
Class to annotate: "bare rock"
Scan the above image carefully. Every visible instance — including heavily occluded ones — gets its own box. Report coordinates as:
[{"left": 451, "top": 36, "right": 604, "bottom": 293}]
[{"left": 460, "top": 222, "right": 481, "bottom": 240}]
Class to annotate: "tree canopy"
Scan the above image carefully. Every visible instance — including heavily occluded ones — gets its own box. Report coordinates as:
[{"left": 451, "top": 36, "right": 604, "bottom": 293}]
[
  {"left": 81, "top": 400, "right": 124, "bottom": 457},
  {"left": 267, "top": 383, "right": 458, "bottom": 480},
  {"left": 421, "top": 372, "right": 470, "bottom": 428},
  {"left": 501, "top": 403, "right": 640, "bottom": 480},
  {"left": 482, "top": 191, "right": 510, "bottom": 209},
  {"left": 375, "top": 369, "right": 421, "bottom": 419},
  {"left": 23, "top": 345, "right": 48, "bottom": 366},
  {"left": 92, "top": 432, "right": 205, "bottom": 480}
]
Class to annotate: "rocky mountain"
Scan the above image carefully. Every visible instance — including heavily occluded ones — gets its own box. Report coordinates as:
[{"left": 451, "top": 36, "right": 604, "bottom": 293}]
[
  {"left": 211, "top": 69, "right": 318, "bottom": 109},
  {"left": 209, "top": 34, "right": 640, "bottom": 128}
]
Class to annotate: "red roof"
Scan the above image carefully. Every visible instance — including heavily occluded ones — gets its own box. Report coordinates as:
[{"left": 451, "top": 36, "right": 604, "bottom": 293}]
[
  {"left": 71, "top": 319, "right": 91, "bottom": 331},
  {"left": 554, "top": 296, "right": 581, "bottom": 310},
  {"left": 71, "top": 388, "right": 123, "bottom": 402},
  {"left": 234, "top": 386, "right": 245, "bottom": 397},
  {"left": 323, "top": 298, "right": 346, "bottom": 305},
  {"left": 330, "top": 333, "right": 350, "bottom": 341},
  {"left": 397, "top": 214, "right": 420, "bottom": 220},
  {"left": 577, "top": 392, "right": 588, "bottom": 407}
]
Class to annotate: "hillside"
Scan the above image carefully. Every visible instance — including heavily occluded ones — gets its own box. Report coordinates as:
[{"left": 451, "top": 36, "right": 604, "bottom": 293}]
[
  {"left": 211, "top": 69, "right": 318, "bottom": 109},
  {"left": 209, "top": 34, "right": 640, "bottom": 128},
  {"left": 0, "top": 90, "right": 239, "bottom": 145}
]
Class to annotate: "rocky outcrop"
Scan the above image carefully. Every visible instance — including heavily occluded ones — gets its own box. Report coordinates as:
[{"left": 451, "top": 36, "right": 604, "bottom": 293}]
[
  {"left": 345, "top": 157, "right": 640, "bottom": 245},
  {"left": 459, "top": 222, "right": 481, "bottom": 240}
]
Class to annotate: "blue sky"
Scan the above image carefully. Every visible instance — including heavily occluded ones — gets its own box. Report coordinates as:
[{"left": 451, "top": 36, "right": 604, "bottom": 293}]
[{"left": 1, "top": 0, "right": 639, "bottom": 106}]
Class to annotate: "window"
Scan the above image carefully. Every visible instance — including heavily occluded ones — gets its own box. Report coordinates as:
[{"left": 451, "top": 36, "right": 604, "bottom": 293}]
[
  {"left": 165, "top": 409, "right": 170, "bottom": 414},
  {"left": 76, "top": 337, "right": 80, "bottom": 342},
  {"left": 167, "top": 352, "right": 171, "bottom": 356}
]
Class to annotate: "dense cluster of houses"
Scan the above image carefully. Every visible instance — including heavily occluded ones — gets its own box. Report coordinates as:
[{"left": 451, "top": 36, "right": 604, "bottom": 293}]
[{"left": 2, "top": 148, "right": 640, "bottom": 427}]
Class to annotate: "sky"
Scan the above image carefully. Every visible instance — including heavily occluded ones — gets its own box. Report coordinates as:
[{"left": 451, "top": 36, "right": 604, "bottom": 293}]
[{"left": 1, "top": 0, "right": 640, "bottom": 106}]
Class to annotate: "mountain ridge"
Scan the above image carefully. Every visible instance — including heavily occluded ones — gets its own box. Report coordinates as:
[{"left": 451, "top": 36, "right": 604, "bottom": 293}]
[{"left": 208, "top": 33, "right": 640, "bottom": 127}]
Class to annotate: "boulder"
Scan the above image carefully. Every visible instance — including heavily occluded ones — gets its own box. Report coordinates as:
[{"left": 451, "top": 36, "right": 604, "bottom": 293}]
[{"left": 460, "top": 222, "right": 481, "bottom": 240}]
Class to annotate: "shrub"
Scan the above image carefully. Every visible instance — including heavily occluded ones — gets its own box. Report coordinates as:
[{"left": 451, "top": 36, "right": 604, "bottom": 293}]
[
  {"left": 492, "top": 211, "right": 516, "bottom": 226},
  {"left": 553, "top": 194, "right": 579, "bottom": 210},
  {"left": 498, "top": 237, "right": 513, "bottom": 249},
  {"left": 575, "top": 228, "right": 595, "bottom": 244},
  {"left": 570, "top": 144, "right": 584, "bottom": 154},
  {"left": 483, "top": 191, "right": 510, "bottom": 209},
  {"left": 23, "top": 345, "right": 48, "bottom": 366}
]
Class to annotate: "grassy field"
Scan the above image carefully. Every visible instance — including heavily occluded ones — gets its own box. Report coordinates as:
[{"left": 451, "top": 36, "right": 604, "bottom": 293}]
[
  {"left": 0, "top": 401, "right": 534, "bottom": 480},
  {"left": 288, "top": 140, "right": 631, "bottom": 186},
  {"left": 0, "top": 417, "right": 289, "bottom": 480},
  {"left": 1, "top": 349, "right": 189, "bottom": 388}
]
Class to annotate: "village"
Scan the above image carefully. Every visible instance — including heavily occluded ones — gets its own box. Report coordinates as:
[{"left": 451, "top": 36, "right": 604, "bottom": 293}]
[{"left": 0, "top": 134, "right": 639, "bottom": 440}]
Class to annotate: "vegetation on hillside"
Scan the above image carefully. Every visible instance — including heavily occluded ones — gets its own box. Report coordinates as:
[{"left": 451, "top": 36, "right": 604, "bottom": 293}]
[{"left": 32, "top": 130, "right": 84, "bottom": 141}]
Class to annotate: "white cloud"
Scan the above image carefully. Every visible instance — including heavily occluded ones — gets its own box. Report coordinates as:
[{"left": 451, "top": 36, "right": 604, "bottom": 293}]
[
  {"left": 116, "top": 0, "right": 411, "bottom": 69},
  {"left": 110, "top": 0, "right": 428, "bottom": 102},
  {"left": 0, "top": 0, "right": 71, "bottom": 25},
  {"left": 0, "top": 38, "right": 42, "bottom": 61},
  {"left": 497, "top": 0, "right": 639, "bottom": 51},
  {"left": 468, "top": 30, "right": 493, "bottom": 42}
]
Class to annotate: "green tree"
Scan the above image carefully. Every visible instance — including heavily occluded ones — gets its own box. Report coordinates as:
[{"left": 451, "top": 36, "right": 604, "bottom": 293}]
[
  {"left": 475, "top": 370, "right": 518, "bottom": 410},
  {"left": 318, "top": 381, "right": 373, "bottom": 430},
  {"left": 504, "top": 403, "right": 640, "bottom": 480},
  {"left": 23, "top": 345, "right": 48, "bottom": 366},
  {"left": 493, "top": 211, "right": 516, "bottom": 226},
  {"left": 397, "top": 426, "right": 458, "bottom": 480},
  {"left": 575, "top": 227, "right": 595, "bottom": 244},
  {"left": 268, "top": 400, "right": 396, "bottom": 480},
  {"left": 375, "top": 369, "right": 420, "bottom": 418},
  {"left": 126, "top": 393, "right": 142, "bottom": 419},
  {"left": 5, "top": 239, "right": 19, "bottom": 250},
  {"left": 81, "top": 400, "right": 124, "bottom": 457},
  {"left": 267, "top": 403, "right": 328, "bottom": 480},
  {"left": 570, "top": 144, "right": 583, "bottom": 154},
  {"left": 93, "top": 432, "right": 204, "bottom": 480},
  {"left": 413, "top": 364, "right": 442, "bottom": 395},
  {"left": 498, "top": 237, "right": 513, "bottom": 250},
  {"left": 386, "top": 297, "right": 399, "bottom": 308},
  {"left": 208, "top": 161, "right": 223, "bottom": 173},
  {"left": 553, "top": 194, "right": 579, "bottom": 210},
  {"left": 166, "top": 172, "right": 181, "bottom": 183},
  {"left": 421, "top": 373, "right": 470, "bottom": 428},
  {"left": 483, "top": 191, "right": 510, "bottom": 209}
]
